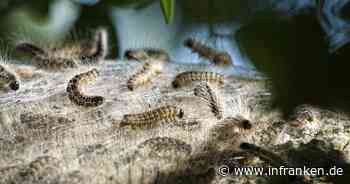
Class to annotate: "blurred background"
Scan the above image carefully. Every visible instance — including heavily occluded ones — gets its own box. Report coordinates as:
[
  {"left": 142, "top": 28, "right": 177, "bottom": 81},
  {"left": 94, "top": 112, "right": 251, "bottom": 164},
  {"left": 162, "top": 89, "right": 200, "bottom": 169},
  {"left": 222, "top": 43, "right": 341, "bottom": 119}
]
[{"left": 2, "top": 0, "right": 350, "bottom": 116}]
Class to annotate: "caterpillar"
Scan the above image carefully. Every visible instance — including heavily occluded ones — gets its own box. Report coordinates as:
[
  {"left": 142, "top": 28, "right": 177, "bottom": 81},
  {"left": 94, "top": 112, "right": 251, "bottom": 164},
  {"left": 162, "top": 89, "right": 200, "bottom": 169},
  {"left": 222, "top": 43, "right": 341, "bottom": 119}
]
[
  {"left": 66, "top": 68, "right": 105, "bottom": 107},
  {"left": 15, "top": 28, "right": 108, "bottom": 70},
  {"left": 184, "top": 38, "right": 232, "bottom": 66},
  {"left": 15, "top": 42, "right": 79, "bottom": 70},
  {"left": 124, "top": 48, "right": 170, "bottom": 62},
  {"left": 120, "top": 105, "right": 184, "bottom": 129},
  {"left": 20, "top": 112, "right": 75, "bottom": 130},
  {"left": 0, "top": 64, "right": 20, "bottom": 91},
  {"left": 194, "top": 82, "right": 223, "bottom": 119},
  {"left": 79, "top": 28, "right": 108, "bottom": 64},
  {"left": 209, "top": 116, "right": 254, "bottom": 143},
  {"left": 289, "top": 104, "right": 315, "bottom": 127},
  {"left": 127, "top": 61, "right": 164, "bottom": 91},
  {"left": 134, "top": 136, "right": 192, "bottom": 161},
  {"left": 172, "top": 71, "right": 224, "bottom": 88}
]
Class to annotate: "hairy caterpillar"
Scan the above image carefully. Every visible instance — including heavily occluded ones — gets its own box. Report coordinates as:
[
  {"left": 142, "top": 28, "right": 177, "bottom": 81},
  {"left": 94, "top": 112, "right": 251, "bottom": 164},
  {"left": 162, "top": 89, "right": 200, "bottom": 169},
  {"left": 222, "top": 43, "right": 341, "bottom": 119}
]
[
  {"left": 15, "top": 28, "right": 108, "bottom": 70},
  {"left": 202, "top": 116, "right": 255, "bottom": 153},
  {"left": 209, "top": 116, "right": 254, "bottom": 143},
  {"left": 172, "top": 71, "right": 224, "bottom": 88},
  {"left": 15, "top": 42, "right": 79, "bottom": 70},
  {"left": 120, "top": 105, "right": 184, "bottom": 129},
  {"left": 289, "top": 104, "right": 315, "bottom": 127},
  {"left": 134, "top": 136, "right": 192, "bottom": 161},
  {"left": 184, "top": 38, "right": 232, "bottom": 66},
  {"left": 124, "top": 48, "right": 170, "bottom": 62},
  {"left": 127, "top": 61, "right": 164, "bottom": 90},
  {"left": 0, "top": 64, "right": 20, "bottom": 91},
  {"left": 194, "top": 82, "right": 223, "bottom": 119},
  {"left": 79, "top": 28, "right": 108, "bottom": 64},
  {"left": 66, "top": 68, "right": 105, "bottom": 107}
]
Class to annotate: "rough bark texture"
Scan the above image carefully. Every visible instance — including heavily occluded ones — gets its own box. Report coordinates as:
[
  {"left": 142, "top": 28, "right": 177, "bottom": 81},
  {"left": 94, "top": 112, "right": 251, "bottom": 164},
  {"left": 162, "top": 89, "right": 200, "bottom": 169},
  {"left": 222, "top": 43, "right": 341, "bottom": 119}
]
[{"left": 0, "top": 60, "right": 350, "bottom": 184}]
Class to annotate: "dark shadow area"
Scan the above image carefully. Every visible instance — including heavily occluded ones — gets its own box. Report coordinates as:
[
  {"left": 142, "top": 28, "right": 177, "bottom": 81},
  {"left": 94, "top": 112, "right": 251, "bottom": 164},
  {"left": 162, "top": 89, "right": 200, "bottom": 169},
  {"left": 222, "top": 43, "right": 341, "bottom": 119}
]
[
  {"left": 73, "top": 2, "right": 118, "bottom": 58},
  {"left": 237, "top": 10, "right": 350, "bottom": 117},
  {"left": 154, "top": 168, "right": 215, "bottom": 184},
  {"left": 287, "top": 139, "right": 350, "bottom": 184},
  {"left": 340, "top": 2, "right": 350, "bottom": 20}
]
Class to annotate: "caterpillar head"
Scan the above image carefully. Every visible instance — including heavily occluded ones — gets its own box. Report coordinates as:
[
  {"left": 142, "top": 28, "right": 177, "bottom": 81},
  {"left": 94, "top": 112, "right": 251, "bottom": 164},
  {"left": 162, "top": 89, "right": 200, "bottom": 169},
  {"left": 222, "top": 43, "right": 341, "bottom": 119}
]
[
  {"left": 92, "top": 96, "right": 105, "bottom": 106},
  {"left": 172, "top": 80, "right": 180, "bottom": 88},
  {"left": 9, "top": 81, "right": 20, "bottom": 91},
  {"left": 184, "top": 38, "right": 196, "bottom": 48},
  {"left": 177, "top": 108, "right": 184, "bottom": 119}
]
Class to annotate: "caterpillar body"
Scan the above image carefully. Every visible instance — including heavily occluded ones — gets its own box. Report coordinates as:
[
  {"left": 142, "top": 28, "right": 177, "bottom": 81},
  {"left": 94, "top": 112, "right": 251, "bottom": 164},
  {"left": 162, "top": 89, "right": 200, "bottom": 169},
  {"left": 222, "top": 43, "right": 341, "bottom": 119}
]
[
  {"left": 184, "top": 38, "right": 232, "bottom": 66},
  {"left": 194, "top": 82, "right": 223, "bottom": 119},
  {"left": 16, "top": 42, "right": 79, "bottom": 70},
  {"left": 172, "top": 71, "right": 224, "bottom": 88},
  {"left": 15, "top": 28, "right": 108, "bottom": 70},
  {"left": 66, "top": 68, "right": 105, "bottom": 107},
  {"left": 0, "top": 64, "right": 20, "bottom": 91},
  {"left": 120, "top": 105, "right": 184, "bottom": 129},
  {"left": 127, "top": 61, "right": 164, "bottom": 90},
  {"left": 204, "top": 116, "right": 254, "bottom": 153},
  {"left": 124, "top": 48, "right": 170, "bottom": 62},
  {"left": 79, "top": 28, "right": 108, "bottom": 64},
  {"left": 209, "top": 116, "right": 254, "bottom": 143},
  {"left": 289, "top": 104, "right": 315, "bottom": 127}
]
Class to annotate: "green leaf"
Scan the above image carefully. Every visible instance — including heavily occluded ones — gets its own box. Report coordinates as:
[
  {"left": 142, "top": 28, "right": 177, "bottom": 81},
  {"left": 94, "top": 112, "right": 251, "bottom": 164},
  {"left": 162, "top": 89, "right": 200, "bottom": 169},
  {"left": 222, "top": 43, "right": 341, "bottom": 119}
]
[{"left": 160, "top": 0, "right": 175, "bottom": 24}]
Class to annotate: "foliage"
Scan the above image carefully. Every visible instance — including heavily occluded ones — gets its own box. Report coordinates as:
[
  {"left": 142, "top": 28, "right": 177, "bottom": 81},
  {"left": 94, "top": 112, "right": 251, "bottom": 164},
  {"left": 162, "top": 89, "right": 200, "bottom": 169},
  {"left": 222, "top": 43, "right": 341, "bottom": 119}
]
[{"left": 160, "top": 0, "right": 175, "bottom": 24}]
